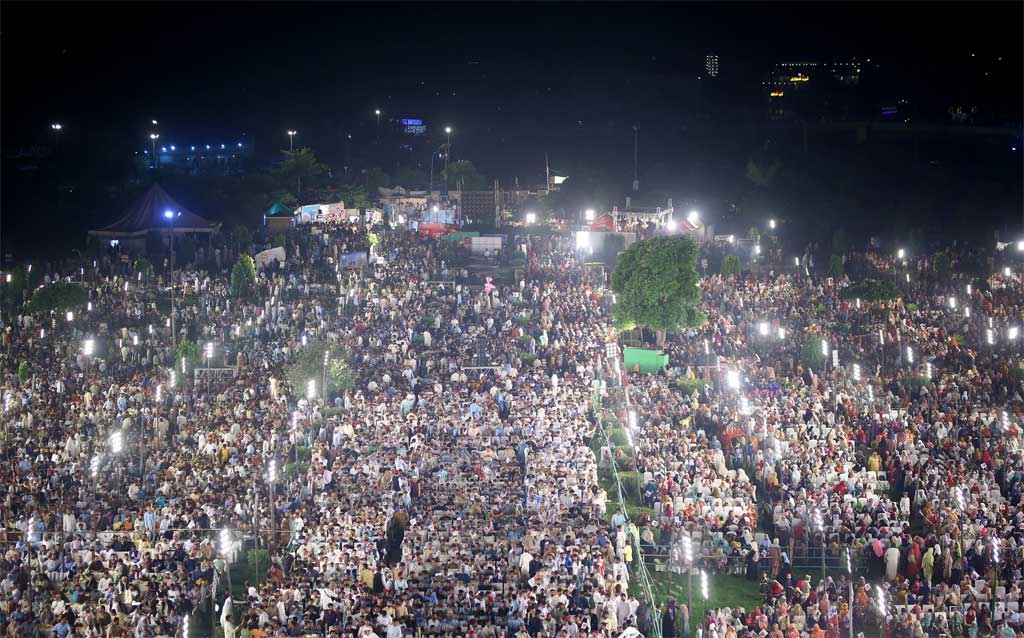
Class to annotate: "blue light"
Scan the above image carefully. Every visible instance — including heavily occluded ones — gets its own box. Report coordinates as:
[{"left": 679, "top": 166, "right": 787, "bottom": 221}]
[
  {"left": 163, "top": 209, "right": 174, "bottom": 219},
  {"left": 205, "top": 145, "right": 210, "bottom": 150},
  {"left": 238, "top": 142, "right": 243, "bottom": 148},
  {"left": 161, "top": 147, "right": 167, "bottom": 152},
  {"left": 191, "top": 146, "right": 195, "bottom": 151},
  {"left": 220, "top": 144, "right": 225, "bottom": 149},
  {"left": 170, "top": 145, "right": 176, "bottom": 151}
]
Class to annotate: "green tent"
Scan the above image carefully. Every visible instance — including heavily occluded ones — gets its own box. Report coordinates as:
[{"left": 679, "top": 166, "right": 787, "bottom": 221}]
[{"left": 265, "top": 202, "right": 294, "bottom": 218}]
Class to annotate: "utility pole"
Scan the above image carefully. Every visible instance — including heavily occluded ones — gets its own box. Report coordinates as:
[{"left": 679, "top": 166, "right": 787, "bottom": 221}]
[
  {"left": 545, "top": 153, "right": 550, "bottom": 194},
  {"left": 632, "top": 124, "right": 640, "bottom": 192}
]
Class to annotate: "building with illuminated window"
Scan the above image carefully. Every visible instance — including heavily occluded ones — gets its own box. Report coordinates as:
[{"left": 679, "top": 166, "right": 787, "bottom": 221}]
[
  {"left": 764, "top": 59, "right": 868, "bottom": 121},
  {"left": 705, "top": 54, "right": 719, "bottom": 78}
]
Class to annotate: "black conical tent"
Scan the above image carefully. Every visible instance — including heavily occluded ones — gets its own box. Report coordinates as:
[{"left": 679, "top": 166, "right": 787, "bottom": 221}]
[{"left": 88, "top": 183, "right": 220, "bottom": 238}]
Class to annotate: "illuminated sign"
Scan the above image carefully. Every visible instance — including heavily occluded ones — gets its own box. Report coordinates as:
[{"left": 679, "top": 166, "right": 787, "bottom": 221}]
[
  {"left": 789, "top": 75, "right": 809, "bottom": 82},
  {"left": 400, "top": 119, "right": 423, "bottom": 126},
  {"left": 770, "top": 91, "right": 784, "bottom": 97}
]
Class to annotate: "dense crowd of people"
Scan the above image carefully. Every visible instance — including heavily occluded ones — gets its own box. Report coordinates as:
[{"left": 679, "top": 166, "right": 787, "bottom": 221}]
[{"left": 0, "top": 220, "right": 1022, "bottom": 638}]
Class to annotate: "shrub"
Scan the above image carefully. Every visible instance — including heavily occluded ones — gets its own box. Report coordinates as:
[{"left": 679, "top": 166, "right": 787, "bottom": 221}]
[
  {"left": 905, "top": 374, "right": 931, "bottom": 388},
  {"left": 617, "top": 471, "right": 643, "bottom": 500},
  {"left": 839, "top": 278, "right": 901, "bottom": 303},
  {"left": 518, "top": 335, "right": 532, "bottom": 348},
  {"left": 247, "top": 549, "right": 269, "bottom": 573},
  {"left": 607, "top": 428, "right": 632, "bottom": 449},
  {"left": 800, "top": 336, "right": 829, "bottom": 370},
  {"left": 515, "top": 315, "right": 531, "bottom": 327},
  {"left": 678, "top": 377, "right": 705, "bottom": 396}
]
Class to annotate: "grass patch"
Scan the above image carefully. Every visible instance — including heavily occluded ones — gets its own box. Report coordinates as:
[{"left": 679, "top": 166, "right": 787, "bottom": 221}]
[{"left": 645, "top": 569, "right": 762, "bottom": 633}]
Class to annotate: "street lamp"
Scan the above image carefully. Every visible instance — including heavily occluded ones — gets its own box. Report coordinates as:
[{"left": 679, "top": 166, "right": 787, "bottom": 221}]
[
  {"left": 758, "top": 322, "right": 769, "bottom": 337},
  {"left": 83, "top": 339, "right": 95, "bottom": 356},
  {"left": 525, "top": 212, "right": 536, "bottom": 225},
  {"left": 897, "top": 248, "right": 905, "bottom": 260},
  {"left": 322, "top": 351, "right": 330, "bottom": 403},
  {"left": 687, "top": 210, "right": 700, "bottom": 224},
  {"left": 306, "top": 379, "right": 316, "bottom": 400},
  {"left": 585, "top": 209, "right": 596, "bottom": 221},
  {"left": 287, "top": 130, "right": 297, "bottom": 152},
  {"left": 110, "top": 431, "right": 123, "bottom": 454},
  {"left": 374, "top": 109, "right": 381, "bottom": 128},
  {"left": 846, "top": 549, "right": 855, "bottom": 638},
  {"left": 150, "top": 133, "right": 160, "bottom": 167},
  {"left": 768, "top": 218, "right": 776, "bottom": 230},
  {"left": 442, "top": 126, "right": 454, "bottom": 191},
  {"left": 725, "top": 369, "right": 740, "bottom": 390},
  {"left": 666, "top": 219, "right": 678, "bottom": 232}
]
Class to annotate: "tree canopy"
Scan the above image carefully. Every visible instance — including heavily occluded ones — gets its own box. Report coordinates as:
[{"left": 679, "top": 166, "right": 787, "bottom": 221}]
[
  {"left": 285, "top": 341, "right": 355, "bottom": 400},
  {"left": 610, "top": 236, "right": 704, "bottom": 342},
  {"left": 230, "top": 255, "right": 257, "bottom": 298},
  {"left": 443, "top": 160, "right": 486, "bottom": 190},
  {"left": 274, "top": 147, "right": 325, "bottom": 195},
  {"left": 839, "top": 278, "right": 902, "bottom": 302}
]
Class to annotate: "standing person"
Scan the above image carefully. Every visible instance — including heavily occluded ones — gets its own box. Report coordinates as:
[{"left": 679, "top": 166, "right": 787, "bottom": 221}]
[{"left": 662, "top": 599, "right": 678, "bottom": 638}]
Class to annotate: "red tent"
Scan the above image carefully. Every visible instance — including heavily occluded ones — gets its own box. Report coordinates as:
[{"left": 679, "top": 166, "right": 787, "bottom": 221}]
[{"left": 589, "top": 214, "right": 615, "bottom": 231}]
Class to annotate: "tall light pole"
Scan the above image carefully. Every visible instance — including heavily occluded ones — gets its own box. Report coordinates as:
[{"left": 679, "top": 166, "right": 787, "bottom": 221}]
[
  {"left": 322, "top": 350, "right": 330, "bottom": 404},
  {"left": 164, "top": 209, "right": 181, "bottom": 349},
  {"left": 444, "top": 126, "right": 452, "bottom": 192},
  {"left": 267, "top": 459, "right": 277, "bottom": 550},
  {"left": 632, "top": 124, "right": 640, "bottom": 192},
  {"left": 150, "top": 133, "right": 160, "bottom": 168},
  {"left": 374, "top": 109, "right": 381, "bottom": 129},
  {"left": 287, "top": 130, "right": 296, "bottom": 153},
  {"left": 846, "top": 548, "right": 854, "bottom": 638}
]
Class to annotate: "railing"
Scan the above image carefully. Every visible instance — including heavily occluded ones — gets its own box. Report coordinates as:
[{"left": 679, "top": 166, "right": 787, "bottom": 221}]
[{"left": 591, "top": 387, "right": 662, "bottom": 638}]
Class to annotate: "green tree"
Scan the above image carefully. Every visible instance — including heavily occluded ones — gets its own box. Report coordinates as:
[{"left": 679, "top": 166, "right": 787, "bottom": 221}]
[
  {"left": 443, "top": 160, "right": 486, "bottom": 190},
  {"left": 341, "top": 188, "right": 370, "bottom": 209},
  {"left": 176, "top": 341, "right": 200, "bottom": 372},
  {"left": 274, "top": 147, "right": 325, "bottom": 196},
  {"left": 610, "top": 236, "right": 705, "bottom": 345},
  {"left": 831, "top": 228, "right": 850, "bottom": 255},
  {"left": 932, "top": 252, "right": 951, "bottom": 278},
  {"left": 366, "top": 168, "right": 392, "bottom": 193},
  {"left": 285, "top": 341, "right": 355, "bottom": 400},
  {"left": 745, "top": 159, "right": 779, "bottom": 187},
  {"left": 394, "top": 166, "right": 428, "bottom": 190},
  {"left": 720, "top": 255, "right": 742, "bottom": 277},
  {"left": 25, "top": 283, "right": 88, "bottom": 315},
  {"left": 269, "top": 189, "right": 298, "bottom": 209},
  {"left": 828, "top": 254, "right": 845, "bottom": 279},
  {"left": 231, "top": 225, "right": 254, "bottom": 252},
  {"left": 230, "top": 255, "right": 257, "bottom": 298}
]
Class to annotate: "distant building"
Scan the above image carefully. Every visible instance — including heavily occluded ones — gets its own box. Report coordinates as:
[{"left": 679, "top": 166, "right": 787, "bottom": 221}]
[
  {"left": 145, "top": 135, "right": 255, "bottom": 175},
  {"left": 764, "top": 59, "right": 868, "bottom": 121},
  {"left": 705, "top": 54, "right": 719, "bottom": 78}
]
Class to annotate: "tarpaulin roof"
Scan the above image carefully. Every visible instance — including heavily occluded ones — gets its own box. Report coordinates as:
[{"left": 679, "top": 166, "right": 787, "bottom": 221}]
[
  {"left": 89, "top": 183, "right": 220, "bottom": 237},
  {"left": 265, "top": 202, "right": 294, "bottom": 218}
]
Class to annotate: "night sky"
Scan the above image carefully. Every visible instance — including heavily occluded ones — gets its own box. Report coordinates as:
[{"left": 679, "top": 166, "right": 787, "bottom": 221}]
[
  {"left": 4, "top": 1, "right": 1020, "bottom": 169},
  {"left": 1, "top": 1, "right": 1021, "bottom": 260}
]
